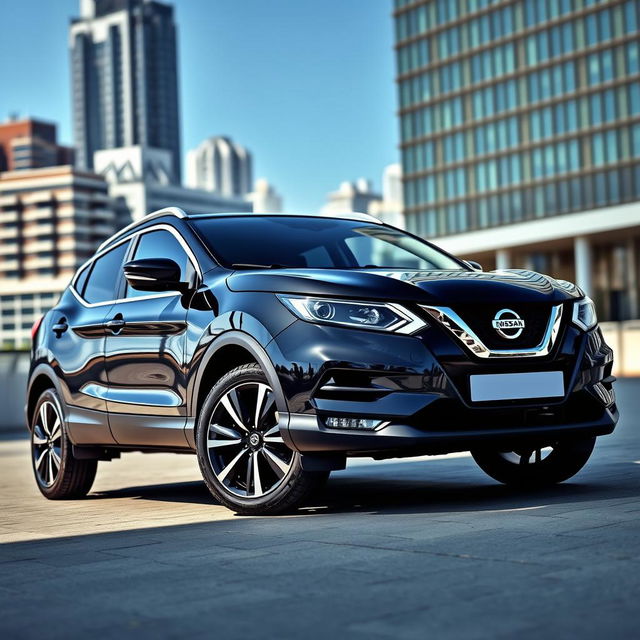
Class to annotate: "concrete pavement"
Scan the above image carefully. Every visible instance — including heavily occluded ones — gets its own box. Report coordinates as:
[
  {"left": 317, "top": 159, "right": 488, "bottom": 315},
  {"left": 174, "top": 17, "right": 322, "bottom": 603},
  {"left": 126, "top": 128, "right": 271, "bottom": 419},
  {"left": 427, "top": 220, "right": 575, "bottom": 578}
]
[{"left": 1, "top": 380, "right": 639, "bottom": 639}]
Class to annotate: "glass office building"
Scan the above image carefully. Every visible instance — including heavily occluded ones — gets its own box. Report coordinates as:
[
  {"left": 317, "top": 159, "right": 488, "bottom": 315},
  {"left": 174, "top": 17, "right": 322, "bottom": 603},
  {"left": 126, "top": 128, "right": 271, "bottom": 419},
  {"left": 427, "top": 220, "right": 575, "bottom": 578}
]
[{"left": 394, "top": 0, "right": 640, "bottom": 321}]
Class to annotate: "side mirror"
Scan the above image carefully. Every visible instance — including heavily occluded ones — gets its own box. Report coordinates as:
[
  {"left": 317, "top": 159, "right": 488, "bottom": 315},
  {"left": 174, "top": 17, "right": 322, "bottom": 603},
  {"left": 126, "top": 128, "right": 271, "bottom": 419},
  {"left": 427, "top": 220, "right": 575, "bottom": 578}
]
[
  {"left": 464, "top": 260, "right": 483, "bottom": 272},
  {"left": 123, "top": 258, "right": 185, "bottom": 292}
]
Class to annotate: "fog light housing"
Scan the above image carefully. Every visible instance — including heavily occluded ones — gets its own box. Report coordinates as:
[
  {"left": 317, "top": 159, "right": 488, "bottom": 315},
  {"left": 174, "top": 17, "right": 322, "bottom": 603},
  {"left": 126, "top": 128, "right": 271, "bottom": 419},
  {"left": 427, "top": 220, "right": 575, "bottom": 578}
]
[{"left": 324, "top": 417, "right": 385, "bottom": 430}]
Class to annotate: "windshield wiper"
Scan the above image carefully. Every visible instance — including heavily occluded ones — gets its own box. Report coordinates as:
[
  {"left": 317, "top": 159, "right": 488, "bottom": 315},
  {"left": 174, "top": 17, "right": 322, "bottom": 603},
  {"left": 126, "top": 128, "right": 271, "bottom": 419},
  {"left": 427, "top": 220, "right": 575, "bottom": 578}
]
[{"left": 231, "top": 263, "right": 287, "bottom": 270}]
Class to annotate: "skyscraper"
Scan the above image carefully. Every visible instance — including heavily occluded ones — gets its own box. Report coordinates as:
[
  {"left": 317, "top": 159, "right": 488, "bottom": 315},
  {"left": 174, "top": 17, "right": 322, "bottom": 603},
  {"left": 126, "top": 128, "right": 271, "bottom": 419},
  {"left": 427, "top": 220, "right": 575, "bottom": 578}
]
[
  {"left": 70, "top": 0, "right": 181, "bottom": 181},
  {"left": 186, "top": 136, "right": 253, "bottom": 198},
  {"left": 394, "top": 0, "right": 640, "bottom": 321}
]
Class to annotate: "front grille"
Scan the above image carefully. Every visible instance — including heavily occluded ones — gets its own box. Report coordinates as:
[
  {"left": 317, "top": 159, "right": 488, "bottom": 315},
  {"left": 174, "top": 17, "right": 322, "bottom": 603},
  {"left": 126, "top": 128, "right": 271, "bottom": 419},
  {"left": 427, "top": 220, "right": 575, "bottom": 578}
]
[{"left": 448, "top": 302, "right": 557, "bottom": 350}]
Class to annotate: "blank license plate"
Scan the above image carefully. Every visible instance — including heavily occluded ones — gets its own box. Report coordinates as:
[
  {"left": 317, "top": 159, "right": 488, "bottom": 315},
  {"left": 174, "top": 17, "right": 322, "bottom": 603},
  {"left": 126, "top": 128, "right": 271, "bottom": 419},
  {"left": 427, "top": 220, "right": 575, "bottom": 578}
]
[{"left": 470, "top": 371, "right": 564, "bottom": 402}]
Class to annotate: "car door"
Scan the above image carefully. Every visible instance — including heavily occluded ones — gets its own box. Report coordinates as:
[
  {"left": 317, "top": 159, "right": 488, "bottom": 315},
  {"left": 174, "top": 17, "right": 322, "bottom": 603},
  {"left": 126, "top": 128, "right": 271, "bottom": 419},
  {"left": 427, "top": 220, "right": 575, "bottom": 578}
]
[
  {"left": 104, "top": 226, "right": 197, "bottom": 448},
  {"left": 54, "top": 239, "right": 131, "bottom": 445}
]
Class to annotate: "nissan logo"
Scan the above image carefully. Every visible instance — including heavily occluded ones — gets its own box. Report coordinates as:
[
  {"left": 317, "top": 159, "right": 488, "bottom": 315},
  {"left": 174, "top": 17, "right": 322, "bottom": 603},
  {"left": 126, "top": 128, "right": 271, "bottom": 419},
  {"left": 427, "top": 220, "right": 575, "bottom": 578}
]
[{"left": 492, "top": 309, "right": 525, "bottom": 339}]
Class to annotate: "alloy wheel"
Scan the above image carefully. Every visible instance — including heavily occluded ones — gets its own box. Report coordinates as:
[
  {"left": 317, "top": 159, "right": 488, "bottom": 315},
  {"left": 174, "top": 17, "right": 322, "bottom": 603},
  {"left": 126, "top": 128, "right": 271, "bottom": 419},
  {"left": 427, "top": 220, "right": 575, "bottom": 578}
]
[
  {"left": 498, "top": 446, "right": 554, "bottom": 465},
  {"left": 32, "top": 400, "right": 63, "bottom": 487},
  {"left": 206, "top": 382, "right": 292, "bottom": 498}
]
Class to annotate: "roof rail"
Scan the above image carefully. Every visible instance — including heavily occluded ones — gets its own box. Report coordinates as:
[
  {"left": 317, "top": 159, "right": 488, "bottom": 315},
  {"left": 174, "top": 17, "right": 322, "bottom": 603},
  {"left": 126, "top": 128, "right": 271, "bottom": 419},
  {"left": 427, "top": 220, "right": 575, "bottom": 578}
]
[
  {"left": 186, "top": 211, "right": 384, "bottom": 225},
  {"left": 97, "top": 207, "right": 187, "bottom": 252},
  {"left": 317, "top": 211, "right": 382, "bottom": 224}
]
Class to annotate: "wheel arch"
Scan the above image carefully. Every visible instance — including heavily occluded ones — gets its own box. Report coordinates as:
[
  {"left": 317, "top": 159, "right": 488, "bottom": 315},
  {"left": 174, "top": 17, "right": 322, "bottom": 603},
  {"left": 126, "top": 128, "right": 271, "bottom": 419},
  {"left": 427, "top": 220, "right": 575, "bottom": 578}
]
[
  {"left": 26, "top": 365, "right": 62, "bottom": 431},
  {"left": 191, "top": 331, "right": 289, "bottom": 421}
]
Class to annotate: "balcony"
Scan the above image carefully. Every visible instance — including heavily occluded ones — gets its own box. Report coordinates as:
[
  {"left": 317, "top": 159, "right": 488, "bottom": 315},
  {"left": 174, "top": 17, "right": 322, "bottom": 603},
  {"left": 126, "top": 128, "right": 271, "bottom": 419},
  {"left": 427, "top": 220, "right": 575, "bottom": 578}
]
[
  {"left": 23, "top": 256, "right": 54, "bottom": 269},
  {"left": 22, "top": 224, "right": 54, "bottom": 237},
  {"left": 22, "top": 208, "right": 54, "bottom": 222},
  {"left": 23, "top": 240, "right": 54, "bottom": 253}
]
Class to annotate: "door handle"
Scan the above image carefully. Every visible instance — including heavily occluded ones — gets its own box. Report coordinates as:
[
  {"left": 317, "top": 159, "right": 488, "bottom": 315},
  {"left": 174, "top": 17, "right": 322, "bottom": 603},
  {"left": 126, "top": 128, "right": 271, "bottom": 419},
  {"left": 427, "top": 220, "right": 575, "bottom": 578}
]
[
  {"left": 52, "top": 319, "right": 68, "bottom": 337},
  {"left": 105, "top": 314, "right": 125, "bottom": 334}
]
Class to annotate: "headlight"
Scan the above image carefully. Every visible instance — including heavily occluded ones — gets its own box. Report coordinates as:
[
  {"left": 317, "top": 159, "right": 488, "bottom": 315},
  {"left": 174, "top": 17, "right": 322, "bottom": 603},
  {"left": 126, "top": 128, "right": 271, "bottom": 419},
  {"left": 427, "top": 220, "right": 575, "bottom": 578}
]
[
  {"left": 277, "top": 295, "right": 427, "bottom": 334},
  {"left": 572, "top": 297, "right": 597, "bottom": 331}
]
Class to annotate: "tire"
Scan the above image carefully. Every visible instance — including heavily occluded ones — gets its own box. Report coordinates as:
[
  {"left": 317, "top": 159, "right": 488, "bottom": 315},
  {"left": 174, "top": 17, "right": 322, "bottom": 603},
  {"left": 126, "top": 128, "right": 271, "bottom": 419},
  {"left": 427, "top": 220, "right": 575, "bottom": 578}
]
[
  {"left": 30, "top": 388, "right": 97, "bottom": 499},
  {"left": 471, "top": 437, "right": 596, "bottom": 488},
  {"left": 196, "top": 363, "right": 328, "bottom": 515}
]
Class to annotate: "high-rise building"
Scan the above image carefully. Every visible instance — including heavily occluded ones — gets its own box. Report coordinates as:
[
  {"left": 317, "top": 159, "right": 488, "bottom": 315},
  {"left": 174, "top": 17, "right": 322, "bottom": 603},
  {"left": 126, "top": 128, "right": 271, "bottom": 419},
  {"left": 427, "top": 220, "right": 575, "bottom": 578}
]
[
  {"left": 0, "top": 117, "right": 74, "bottom": 172},
  {"left": 186, "top": 137, "right": 253, "bottom": 198},
  {"left": 247, "top": 178, "right": 284, "bottom": 213},
  {"left": 394, "top": 0, "right": 640, "bottom": 321},
  {"left": 0, "top": 165, "right": 126, "bottom": 348},
  {"left": 70, "top": 0, "right": 181, "bottom": 181}
]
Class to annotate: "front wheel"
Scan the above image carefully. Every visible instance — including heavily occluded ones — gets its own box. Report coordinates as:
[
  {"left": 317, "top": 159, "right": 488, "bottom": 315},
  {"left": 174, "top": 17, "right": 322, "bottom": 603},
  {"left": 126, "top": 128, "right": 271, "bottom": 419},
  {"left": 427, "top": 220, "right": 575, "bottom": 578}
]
[
  {"left": 471, "top": 437, "right": 596, "bottom": 488},
  {"left": 196, "top": 364, "right": 328, "bottom": 515}
]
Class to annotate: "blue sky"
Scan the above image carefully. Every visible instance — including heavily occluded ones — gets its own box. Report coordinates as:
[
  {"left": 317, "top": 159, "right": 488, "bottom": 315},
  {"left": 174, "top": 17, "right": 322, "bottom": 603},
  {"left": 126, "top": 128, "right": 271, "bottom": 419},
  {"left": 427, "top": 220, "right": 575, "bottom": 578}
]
[{"left": 0, "top": 0, "right": 398, "bottom": 212}]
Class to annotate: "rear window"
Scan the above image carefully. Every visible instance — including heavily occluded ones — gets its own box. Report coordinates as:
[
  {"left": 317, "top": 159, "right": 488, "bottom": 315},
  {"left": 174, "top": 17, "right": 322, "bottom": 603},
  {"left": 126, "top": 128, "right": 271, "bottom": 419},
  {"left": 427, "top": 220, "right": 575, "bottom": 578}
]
[{"left": 190, "top": 216, "right": 463, "bottom": 271}]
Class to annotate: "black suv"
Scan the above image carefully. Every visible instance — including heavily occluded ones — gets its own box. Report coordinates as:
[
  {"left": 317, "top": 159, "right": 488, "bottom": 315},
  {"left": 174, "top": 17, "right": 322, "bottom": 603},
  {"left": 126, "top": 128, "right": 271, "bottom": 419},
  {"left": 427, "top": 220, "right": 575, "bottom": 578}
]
[{"left": 27, "top": 208, "right": 618, "bottom": 514}]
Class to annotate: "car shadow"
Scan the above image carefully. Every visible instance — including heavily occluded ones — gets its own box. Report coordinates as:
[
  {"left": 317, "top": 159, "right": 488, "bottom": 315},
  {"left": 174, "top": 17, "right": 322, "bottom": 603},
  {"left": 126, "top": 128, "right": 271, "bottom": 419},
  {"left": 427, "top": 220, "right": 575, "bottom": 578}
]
[{"left": 88, "top": 456, "right": 639, "bottom": 516}]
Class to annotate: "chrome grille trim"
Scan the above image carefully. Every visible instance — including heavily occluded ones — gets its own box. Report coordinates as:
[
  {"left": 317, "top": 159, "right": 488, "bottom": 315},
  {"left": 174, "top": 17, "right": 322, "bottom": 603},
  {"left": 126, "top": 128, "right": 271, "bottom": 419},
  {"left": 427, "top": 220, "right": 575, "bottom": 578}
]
[{"left": 420, "top": 304, "right": 564, "bottom": 359}]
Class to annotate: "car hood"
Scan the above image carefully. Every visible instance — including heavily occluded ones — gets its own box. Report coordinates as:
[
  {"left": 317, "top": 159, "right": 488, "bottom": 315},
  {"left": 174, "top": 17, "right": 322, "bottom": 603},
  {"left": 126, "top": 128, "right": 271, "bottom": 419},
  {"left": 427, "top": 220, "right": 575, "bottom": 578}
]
[{"left": 225, "top": 268, "right": 583, "bottom": 305}]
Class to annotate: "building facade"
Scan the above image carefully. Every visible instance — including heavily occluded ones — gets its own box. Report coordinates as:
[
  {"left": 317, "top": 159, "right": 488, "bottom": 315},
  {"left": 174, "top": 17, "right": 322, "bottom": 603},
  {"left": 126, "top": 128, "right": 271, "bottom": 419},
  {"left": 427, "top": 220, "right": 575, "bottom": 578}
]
[
  {"left": 93, "top": 145, "right": 252, "bottom": 221},
  {"left": 394, "top": 0, "right": 640, "bottom": 320},
  {"left": 70, "top": 0, "right": 181, "bottom": 181},
  {"left": 0, "top": 165, "right": 126, "bottom": 348},
  {"left": 247, "top": 178, "right": 283, "bottom": 213},
  {"left": 186, "top": 136, "right": 253, "bottom": 198},
  {"left": 320, "top": 178, "right": 383, "bottom": 216},
  {"left": 0, "top": 117, "right": 74, "bottom": 172}
]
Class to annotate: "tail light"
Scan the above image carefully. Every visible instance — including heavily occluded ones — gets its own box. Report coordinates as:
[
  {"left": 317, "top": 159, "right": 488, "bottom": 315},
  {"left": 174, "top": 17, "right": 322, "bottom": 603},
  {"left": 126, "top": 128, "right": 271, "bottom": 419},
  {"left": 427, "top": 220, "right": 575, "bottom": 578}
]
[{"left": 31, "top": 316, "right": 44, "bottom": 342}]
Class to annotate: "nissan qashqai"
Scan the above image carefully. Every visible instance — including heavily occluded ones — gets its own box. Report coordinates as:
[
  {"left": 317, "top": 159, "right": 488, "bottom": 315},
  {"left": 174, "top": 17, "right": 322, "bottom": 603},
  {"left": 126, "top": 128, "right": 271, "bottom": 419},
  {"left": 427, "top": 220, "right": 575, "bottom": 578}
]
[{"left": 27, "top": 208, "right": 618, "bottom": 514}]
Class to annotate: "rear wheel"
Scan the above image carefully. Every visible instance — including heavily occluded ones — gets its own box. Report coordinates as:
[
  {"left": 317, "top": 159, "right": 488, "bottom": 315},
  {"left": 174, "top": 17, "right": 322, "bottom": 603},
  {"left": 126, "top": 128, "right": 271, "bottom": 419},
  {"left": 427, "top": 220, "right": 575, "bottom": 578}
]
[
  {"left": 471, "top": 437, "right": 596, "bottom": 487},
  {"left": 31, "top": 389, "right": 97, "bottom": 499},
  {"left": 196, "top": 363, "right": 328, "bottom": 515}
]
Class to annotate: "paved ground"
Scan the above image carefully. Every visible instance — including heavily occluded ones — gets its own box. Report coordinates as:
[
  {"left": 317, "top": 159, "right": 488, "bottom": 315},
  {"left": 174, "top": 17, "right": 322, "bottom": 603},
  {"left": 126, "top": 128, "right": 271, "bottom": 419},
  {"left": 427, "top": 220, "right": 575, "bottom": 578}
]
[{"left": 1, "top": 380, "right": 639, "bottom": 639}]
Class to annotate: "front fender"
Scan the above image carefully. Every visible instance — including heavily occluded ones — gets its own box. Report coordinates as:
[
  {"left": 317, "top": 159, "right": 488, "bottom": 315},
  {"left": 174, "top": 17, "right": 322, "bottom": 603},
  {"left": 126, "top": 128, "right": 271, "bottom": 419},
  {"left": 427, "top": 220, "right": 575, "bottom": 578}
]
[{"left": 185, "top": 327, "right": 293, "bottom": 450}]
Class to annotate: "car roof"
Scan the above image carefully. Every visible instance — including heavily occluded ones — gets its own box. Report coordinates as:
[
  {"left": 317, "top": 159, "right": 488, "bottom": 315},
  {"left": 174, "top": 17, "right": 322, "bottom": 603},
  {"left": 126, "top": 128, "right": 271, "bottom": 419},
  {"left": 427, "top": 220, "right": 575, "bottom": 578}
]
[{"left": 97, "top": 208, "right": 383, "bottom": 252}]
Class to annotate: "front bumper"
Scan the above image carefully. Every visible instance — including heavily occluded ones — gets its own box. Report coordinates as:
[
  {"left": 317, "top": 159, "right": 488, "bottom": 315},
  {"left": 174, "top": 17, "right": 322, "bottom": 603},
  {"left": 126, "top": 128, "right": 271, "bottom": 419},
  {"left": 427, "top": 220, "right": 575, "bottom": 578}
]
[
  {"left": 283, "top": 406, "right": 618, "bottom": 457},
  {"left": 269, "top": 318, "right": 618, "bottom": 458}
]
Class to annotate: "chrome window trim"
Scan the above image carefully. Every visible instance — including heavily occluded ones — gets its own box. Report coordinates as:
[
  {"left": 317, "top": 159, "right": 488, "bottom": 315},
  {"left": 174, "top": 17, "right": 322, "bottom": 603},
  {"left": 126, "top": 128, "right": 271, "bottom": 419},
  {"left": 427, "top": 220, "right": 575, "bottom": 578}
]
[
  {"left": 70, "top": 223, "right": 201, "bottom": 309},
  {"left": 97, "top": 207, "right": 187, "bottom": 252},
  {"left": 420, "top": 303, "right": 564, "bottom": 358}
]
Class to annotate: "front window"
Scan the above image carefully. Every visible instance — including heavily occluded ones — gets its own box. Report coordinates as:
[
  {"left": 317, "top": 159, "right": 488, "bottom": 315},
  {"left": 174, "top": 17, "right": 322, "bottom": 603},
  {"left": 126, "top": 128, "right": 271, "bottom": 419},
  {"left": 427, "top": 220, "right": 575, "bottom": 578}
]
[
  {"left": 190, "top": 216, "right": 464, "bottom": 271},
  {"left": 81, "top": 241, "right": 129, "bottom": 304},
  {"left": 126, "top": 229, "right": 193, "bottom": 298}
]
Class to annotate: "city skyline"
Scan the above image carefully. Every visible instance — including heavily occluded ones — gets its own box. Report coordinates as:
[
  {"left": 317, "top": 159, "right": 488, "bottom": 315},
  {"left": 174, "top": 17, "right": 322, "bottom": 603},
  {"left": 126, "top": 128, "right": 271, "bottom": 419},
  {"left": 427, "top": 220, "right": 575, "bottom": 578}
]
[{"left": 0, "top": 0, "right": 398, "bottom": 212}]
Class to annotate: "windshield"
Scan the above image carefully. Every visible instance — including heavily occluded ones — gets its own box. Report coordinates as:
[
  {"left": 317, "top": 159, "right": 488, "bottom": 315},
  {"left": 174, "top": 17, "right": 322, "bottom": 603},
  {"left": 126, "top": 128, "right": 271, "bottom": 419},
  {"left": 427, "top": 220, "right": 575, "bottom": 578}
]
[{"left": 190, "top": 216, "right": 465, "bottom": 271}]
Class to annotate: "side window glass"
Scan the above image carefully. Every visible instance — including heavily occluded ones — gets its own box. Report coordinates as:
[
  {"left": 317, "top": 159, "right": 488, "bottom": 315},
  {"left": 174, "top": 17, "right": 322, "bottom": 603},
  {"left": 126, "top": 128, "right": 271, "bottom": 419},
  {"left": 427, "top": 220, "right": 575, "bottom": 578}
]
[
  {"left": 126, "top": 229, "right": 193, "bottom": 298},
  {"left": 74, "top": 264, "right": 91, "bottom": 296},
  {"left": 83, "top": 241, "right": 129, "bottom": 304}
]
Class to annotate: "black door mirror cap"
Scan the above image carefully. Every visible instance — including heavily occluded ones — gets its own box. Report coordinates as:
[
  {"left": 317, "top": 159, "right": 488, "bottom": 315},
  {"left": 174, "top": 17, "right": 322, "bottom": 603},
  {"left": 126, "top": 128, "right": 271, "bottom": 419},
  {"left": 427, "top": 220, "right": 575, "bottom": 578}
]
[{"left": 123, "top": 258, "right": 188, "bottom": 293}]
